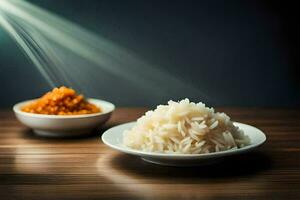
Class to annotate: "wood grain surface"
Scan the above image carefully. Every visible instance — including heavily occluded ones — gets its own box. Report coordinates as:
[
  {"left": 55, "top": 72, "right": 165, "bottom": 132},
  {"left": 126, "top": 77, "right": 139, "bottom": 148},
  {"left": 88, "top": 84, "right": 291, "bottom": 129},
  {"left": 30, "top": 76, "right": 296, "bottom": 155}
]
[{"left": 0, "top": 108, "right": 299, "bottom": 200}]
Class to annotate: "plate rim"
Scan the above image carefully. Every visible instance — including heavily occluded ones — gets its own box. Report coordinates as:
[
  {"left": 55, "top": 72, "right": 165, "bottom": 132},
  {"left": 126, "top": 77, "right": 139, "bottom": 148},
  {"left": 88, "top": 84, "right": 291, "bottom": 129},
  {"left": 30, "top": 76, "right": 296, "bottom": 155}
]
[{"left": 101, "top": 121, "right": 266, "bottom": 158}]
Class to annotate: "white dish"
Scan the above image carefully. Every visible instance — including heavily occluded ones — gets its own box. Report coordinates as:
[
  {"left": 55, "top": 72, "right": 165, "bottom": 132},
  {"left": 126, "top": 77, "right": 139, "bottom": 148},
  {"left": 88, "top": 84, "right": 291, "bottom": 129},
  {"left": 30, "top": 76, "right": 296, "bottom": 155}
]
[
  {"left": 13, "top": 98, "right": 115, "bottom": 137},
  {"left": 102, "top": 122, "right": 266, "bottom": 166}
]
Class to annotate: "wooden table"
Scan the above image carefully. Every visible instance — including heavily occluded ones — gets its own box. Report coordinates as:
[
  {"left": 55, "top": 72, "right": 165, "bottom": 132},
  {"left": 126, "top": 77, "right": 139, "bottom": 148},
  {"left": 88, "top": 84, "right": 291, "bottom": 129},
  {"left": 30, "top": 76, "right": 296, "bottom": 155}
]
[{"left": 0, "top": 108, "right": 299, "bottom": 200}]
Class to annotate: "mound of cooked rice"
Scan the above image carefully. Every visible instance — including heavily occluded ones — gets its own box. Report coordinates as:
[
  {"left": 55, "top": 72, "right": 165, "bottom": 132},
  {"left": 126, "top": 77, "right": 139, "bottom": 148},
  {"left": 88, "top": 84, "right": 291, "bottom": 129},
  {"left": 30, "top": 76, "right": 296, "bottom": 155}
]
[{"left": 123, "top": 99, "right": 250, "bottom": 154}]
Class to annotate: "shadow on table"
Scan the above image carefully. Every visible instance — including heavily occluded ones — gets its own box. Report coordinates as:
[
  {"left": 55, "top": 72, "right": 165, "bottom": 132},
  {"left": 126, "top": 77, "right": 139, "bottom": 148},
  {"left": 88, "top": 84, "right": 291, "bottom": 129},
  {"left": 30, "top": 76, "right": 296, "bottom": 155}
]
[
  {"left": 20, "top": 127, "right": 109, "bottom": 141},
  {"left": 108, "top": 151, "right": 272, "bottom": 179}
]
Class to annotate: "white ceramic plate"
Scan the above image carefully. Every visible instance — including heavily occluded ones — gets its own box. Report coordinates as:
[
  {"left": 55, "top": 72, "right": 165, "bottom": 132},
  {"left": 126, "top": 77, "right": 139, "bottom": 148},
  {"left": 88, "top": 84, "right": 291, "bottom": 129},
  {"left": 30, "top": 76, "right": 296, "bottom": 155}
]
[
  {"left": 13, "top": 98, "right": 115, "bottom": 137},
  {"left": 102, "top": 122, "right": 266, "bottom": 166}
]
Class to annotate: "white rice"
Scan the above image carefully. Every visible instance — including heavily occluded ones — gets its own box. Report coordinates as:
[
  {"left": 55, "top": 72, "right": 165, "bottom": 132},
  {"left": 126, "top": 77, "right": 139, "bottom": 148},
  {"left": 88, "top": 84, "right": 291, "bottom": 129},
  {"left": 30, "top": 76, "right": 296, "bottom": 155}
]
[{"left": 123, "top": 99, "right": 250, "bottom": 154}]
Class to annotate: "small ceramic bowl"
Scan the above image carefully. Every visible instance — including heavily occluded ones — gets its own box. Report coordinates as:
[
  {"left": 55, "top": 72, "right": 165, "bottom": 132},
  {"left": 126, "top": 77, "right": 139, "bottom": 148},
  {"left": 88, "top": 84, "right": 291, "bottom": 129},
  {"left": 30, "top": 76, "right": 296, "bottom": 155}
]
[{"left": 13, "top": 98, "right": 115, "bottom": 137}]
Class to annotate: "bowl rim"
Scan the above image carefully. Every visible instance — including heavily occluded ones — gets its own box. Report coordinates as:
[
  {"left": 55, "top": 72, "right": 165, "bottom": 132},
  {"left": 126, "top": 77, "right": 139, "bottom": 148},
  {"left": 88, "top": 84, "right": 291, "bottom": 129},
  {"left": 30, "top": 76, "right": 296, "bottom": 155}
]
[{"left": 13, "top": 98, "right": 115, "bottom": 119}]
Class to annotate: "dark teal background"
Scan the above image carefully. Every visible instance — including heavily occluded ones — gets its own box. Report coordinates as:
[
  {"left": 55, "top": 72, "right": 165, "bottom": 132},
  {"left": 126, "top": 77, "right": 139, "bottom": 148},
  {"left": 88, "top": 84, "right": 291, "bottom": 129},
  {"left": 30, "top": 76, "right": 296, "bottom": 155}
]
[{"left": 0, "top": 0, "right": 299, "bottom": 107}]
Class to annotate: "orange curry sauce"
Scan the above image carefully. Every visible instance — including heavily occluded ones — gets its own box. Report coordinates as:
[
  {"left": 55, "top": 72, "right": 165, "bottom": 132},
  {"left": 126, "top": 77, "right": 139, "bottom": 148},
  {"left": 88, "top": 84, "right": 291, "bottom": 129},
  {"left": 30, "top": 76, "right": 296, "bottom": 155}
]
[{"left": 21, "top": 86, "right": 101, "bottom": 115}]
